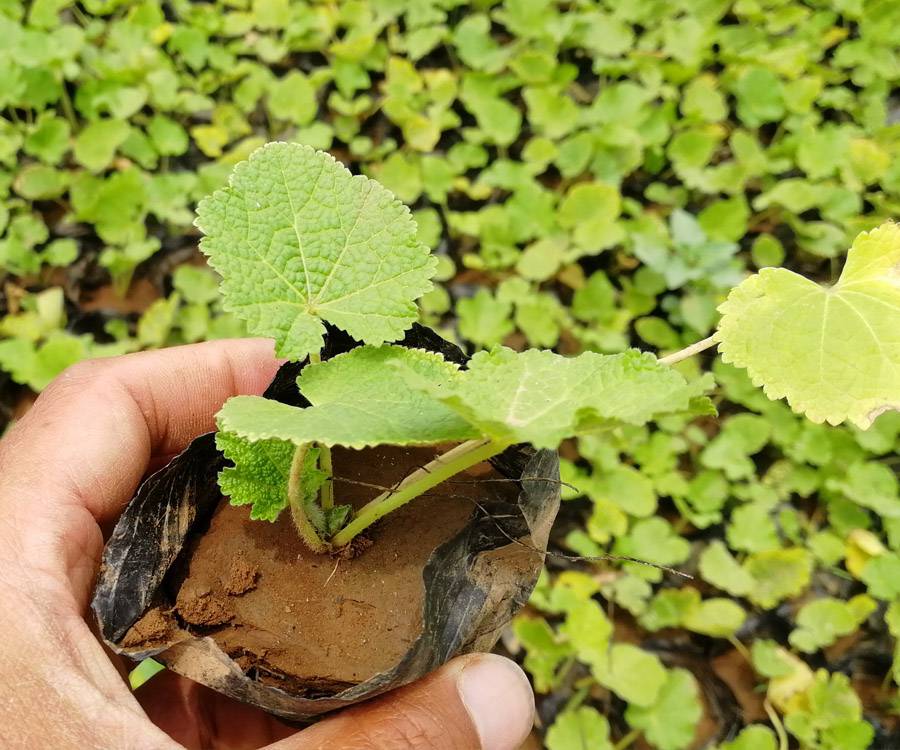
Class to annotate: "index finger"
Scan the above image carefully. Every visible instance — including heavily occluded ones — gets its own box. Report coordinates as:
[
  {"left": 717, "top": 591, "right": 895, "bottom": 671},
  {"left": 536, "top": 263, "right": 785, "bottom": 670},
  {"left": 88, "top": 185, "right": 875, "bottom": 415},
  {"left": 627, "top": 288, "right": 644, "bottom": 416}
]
[{"left": 0, "top": 338, "right": 280, "bottom": 524}]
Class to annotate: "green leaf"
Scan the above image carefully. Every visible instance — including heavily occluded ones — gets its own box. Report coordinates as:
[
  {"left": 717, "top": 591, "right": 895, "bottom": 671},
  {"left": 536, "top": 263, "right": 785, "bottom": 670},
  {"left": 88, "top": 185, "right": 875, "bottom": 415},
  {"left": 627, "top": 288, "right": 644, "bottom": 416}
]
[
  {"left": 789, "top": 595, "right": 876, "bottom": 653},
  {"left": 826, "top": 461, "right": 900, "bottom": 517},
  {"left": 218, "top": 432, "right": 330, "bottom": 526},
  {"left": 783, "top": 672, "right": 874, "bottom": 750},
  {"left": 514, "top": 616, "right": 572, "bottom": 693},
  {"left": 701, "top": 414, "right": 771, "bottom": 480},
  {"left": 196, "top": 143, "right": 435, "bottom": 360},
  {"left": 751, "top": 640, "right": 795, "bottom": 679},
  {"left": 718, "top": 725, "right": 777, "bottom": 750},
  {"left": 681, "top": 74, "right": 727, "bottom": 122},
  {"left": 558, "top": 181, "right": 622, "bottom": 252},
  {"left": 73, "top": 119, "right": 130, "bottom": 172},
  {"left": 42, "top": 238, "right": 78, "bottom": 266},
  {"left": 147, "top": 115, "right": 188, "bottom": 156},
  {"left": 0, "top": 332, "right": 90, "bottom": 391},
  {"left": 733, "top": 67, "right": 785, "bottom": 126},
  {"left": 699, "top": 541, "right": 754, "bottom": 596},
  {"left": 745, "top": 548, "right": 813, "bottom": 609},
  {"left": 217, "top": 345, "right": 479, "bottom": 449},
  {"left": 860, "top": 552, "right": 900, "bottom": 600},
  {"left": 615, "top": 517, "right": 691, "bottom": 568},
  {"left": 560, "top": 596, "right": 613, "bottom": 673},
  {"left": 457, "top": 289, "right": 513, "bottom": 347},
  {"left": 23, "top": 115, "right": 70, "bottom": 164},
  {"left": 682, "top": 598, "right": 746, "bottom": 637},
  {"left": 546, "top": 706, "right": 614, "bottom": 750},
  {"left": 591, "top": 463, "right": 657, "bottom": 517},
  {"left": 595, "top": 643, "right": 667, "bottom": 707},
  {"left": 726, "top": 502, "right": 780, "bottom": 553},
  {"left": 639, "top": 588, "right": 699, "bottom": 632},
  {"left": 137, "top": 295, "right": 179, "bottom": 347},
  {"left": 217, "top": 431, "right": 295, "bottom": 520},
  {"left": 716, "top": 222, "right": 900, "bottom": 428},
  {"left": 14, "top": 164, "right": 66, "bottom": 199},
  {"left": 397, "top": 347, "right": 711, "bottom": 449},
  {"left": 172, "top": 266, "right": 220, "bottom": 305},
  {"left": 625, "top": 668, "right": 702, "bottom": 750},
  {"left": 267, "top": 72, "right": 317, "bottom": 125}
]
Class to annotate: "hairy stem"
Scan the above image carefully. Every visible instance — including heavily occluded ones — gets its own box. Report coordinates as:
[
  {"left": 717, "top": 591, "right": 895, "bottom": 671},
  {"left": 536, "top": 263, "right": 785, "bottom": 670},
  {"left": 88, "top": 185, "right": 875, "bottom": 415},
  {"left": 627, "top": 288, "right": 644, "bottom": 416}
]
[
  {"left": 330, "top": 438, "right": 508, "bottom": 548},
  {"left": 319, "top": 445, "right": 334, "bottom": 510},
  {"left": 307, "top": 350, "right": 335, "bottom": 510},
  {"left": 287, "top": 443, "right": 329, "bottom": 553},
  {"left": 658, "top": 334, "right": 718, "bottom": 366}
]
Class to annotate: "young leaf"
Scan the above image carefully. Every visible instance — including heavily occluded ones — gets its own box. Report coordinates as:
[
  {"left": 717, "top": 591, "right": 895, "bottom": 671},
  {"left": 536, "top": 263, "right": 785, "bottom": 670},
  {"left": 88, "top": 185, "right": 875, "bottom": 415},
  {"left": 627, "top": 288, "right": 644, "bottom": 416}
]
[
  {"left": 395, "top": 347, "right": 713, "bottom": 449},
  {"left": 196, "top": 143, "right": 436, "bottom": 360},
  {"left": 546, "top": 706, "right": 614, "bottom": 750},
  {"left": 514, "top": 617, "right": 573, "bottom": 693},
  {"left": 716, "top": 222, "right": 900, "bottom": 428},
  {"left": 216, "top": 431, "right": 325, "bottom": 521},
  {"left": 788, "top": 595, "right": 876, "bottom": 653},
  {"left": 217, "top": 345, "right": 480, "bottom": 449},
  {"left": 594, "top": 643, "right": 667, "bottom": 707},
  {"left": 624, "top": 668, "right": 702, "bottom": 750}
]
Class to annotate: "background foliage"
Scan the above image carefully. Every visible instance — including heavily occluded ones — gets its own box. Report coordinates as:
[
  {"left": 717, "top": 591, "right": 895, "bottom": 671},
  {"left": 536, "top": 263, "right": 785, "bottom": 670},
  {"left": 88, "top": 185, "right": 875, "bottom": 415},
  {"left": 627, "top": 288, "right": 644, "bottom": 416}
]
[{"left": 2, "top": 0, "right": 899, "bottom": 746}]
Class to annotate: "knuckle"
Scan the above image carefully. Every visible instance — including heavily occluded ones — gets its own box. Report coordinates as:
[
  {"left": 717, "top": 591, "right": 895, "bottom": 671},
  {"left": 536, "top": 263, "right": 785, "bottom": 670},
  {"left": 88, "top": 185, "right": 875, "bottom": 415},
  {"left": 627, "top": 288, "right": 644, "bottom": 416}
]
[
  {"left": 57, "top": 357, "right": 115, "bottom": 387},
  {"left": 42, "top": 357, "right": 122, "bottom": 403}
]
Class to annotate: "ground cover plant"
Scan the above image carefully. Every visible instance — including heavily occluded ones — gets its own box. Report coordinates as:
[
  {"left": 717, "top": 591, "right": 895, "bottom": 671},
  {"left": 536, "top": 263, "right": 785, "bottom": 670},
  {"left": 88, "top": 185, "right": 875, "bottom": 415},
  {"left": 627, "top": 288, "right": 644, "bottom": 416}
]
[{"left": 4, "top": 0, "right": 900, "bottom": 746}]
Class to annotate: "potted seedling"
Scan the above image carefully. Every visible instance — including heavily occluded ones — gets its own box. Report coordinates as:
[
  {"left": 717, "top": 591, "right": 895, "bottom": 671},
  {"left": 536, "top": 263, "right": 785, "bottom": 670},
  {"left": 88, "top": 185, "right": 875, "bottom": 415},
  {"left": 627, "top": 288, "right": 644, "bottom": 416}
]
[{"left": 93, "top": 143, "right": 900, "bottom": 720}]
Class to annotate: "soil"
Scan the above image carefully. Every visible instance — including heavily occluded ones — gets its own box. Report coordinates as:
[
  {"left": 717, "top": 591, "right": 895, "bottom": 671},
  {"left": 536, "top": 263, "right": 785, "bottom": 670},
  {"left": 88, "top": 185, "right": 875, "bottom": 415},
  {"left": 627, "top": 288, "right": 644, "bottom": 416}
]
[{"left": 123, "top": 444, "right": 520, "bottom": 695}]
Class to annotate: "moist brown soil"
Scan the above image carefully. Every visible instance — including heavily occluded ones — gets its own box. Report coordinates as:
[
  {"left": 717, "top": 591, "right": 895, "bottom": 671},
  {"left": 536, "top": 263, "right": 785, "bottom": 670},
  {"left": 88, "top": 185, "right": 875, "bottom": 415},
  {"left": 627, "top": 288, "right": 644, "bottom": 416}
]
[{"left": 123, "top": 444, "right": 519, "bottom": 694}]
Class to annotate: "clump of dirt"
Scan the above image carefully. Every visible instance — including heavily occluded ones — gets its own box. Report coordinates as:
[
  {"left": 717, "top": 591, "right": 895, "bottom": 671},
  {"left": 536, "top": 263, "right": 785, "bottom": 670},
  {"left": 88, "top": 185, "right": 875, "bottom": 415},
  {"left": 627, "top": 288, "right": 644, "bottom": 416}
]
[
  {"left": 176, "top": 584, "right": 233, "bottom": 627},
  {"left": 121, "top": 607, "right": 172, "bottom": 649},
  {"left": 224, "top": 556, "right": 259, "bottom": 595},
  {"left": 124, "top": 445, "right": 518, "bottom": 694}
]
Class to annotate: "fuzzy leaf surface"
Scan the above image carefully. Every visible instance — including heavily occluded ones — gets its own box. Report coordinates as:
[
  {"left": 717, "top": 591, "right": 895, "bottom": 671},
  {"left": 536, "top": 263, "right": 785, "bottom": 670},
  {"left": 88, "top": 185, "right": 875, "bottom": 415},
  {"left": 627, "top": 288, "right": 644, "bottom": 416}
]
[
  {"left": 196, "top": 143, "right": 435, "bottom": 360},
  {"left": 217, "top": 345, "right": 480, "bottom": 449},
  {"left": 716, "top": 222, "right": 900, "bottom": 428},
  {"left": 216, "top": 432, "right": 325, "bottom": 521},
  {"left": 396, "top": 347, "right": 712, "bottom": 449}
]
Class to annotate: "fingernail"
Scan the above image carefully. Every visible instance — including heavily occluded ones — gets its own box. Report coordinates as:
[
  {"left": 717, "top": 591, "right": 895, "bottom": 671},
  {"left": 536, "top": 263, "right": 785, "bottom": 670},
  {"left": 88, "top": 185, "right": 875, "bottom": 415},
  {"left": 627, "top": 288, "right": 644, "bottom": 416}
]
[{"left": 458, "top": 654, "right": 535, "bottom": 750}]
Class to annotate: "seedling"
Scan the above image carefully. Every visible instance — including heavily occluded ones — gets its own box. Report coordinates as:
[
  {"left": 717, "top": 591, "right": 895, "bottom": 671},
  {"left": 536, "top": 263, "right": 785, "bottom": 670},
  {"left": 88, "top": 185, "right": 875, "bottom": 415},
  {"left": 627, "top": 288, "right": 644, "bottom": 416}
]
[{"left": 198, "top": 143, "right": 900, "bottom": 554}]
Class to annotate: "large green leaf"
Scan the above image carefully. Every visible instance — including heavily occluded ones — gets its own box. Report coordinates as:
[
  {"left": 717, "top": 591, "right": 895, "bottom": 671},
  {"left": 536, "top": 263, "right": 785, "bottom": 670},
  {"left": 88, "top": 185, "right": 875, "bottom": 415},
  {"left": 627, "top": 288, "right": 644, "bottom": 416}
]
[
  {"left": 220, "top": 345, "right": 709, "bottom": 451},
  {"left": 716, "top": 222, "right": 900, "bottom": 428},
  {"left": 397, "top": 347, "right": 713, "bottom": 449},
  {"left": 196, "top": 143, "right": 436, "bottom": 360},
  {"left": 217, "top": 345, "right": 479, "bottom": 449}
]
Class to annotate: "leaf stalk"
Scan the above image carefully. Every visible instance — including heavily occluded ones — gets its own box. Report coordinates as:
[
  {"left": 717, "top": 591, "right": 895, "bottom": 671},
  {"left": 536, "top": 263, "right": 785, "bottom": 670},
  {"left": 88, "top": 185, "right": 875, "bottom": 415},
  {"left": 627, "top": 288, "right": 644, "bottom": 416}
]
[
  {"left": 330, "top": 438, "right": 509, "bottom": 548},
  {"left": 287, "top": 443, "right": 329, "bottom": 553},
  {"left": 658, "top": 334, "right": 718, "bottom": 366},
  {"left": 307, "top": 350, "right": 335, "bottom": 511}
]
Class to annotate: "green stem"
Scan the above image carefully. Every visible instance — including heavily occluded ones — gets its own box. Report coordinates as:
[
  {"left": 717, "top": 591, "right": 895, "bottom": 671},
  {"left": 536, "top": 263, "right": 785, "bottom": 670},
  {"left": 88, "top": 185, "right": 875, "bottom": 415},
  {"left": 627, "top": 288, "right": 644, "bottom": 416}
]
[
  {"left": 320, "top": 444, "right": 334, "bottom": 510},
  {"left": 728, "top": 634, "right": 752, "bottom": 664},
  {"left": 613, "top": 729, "right": 641, "bottom": 750},
  {"left": 307, "top": 350, "right": 334, "bottom": 511},
  {"left": 287, "top": 443, "right": 329, "bottom": 553},
  {"left": 59, "top": 83, "right": 77, "bottom": 129},
  {"left": 330, "top": 438, "right": 508, "bottom": 548},
  {"left": 764, "top": 700, "right": 789, "bottom": 750},
  {"left": 658, "top": 334, "right": 718, "bottom": 366}
]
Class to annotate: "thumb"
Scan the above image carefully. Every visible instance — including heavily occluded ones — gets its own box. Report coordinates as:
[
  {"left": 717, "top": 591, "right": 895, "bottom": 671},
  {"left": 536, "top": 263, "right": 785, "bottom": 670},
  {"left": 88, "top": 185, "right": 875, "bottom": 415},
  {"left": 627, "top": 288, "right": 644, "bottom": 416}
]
[{"left": 268, "top": 653, "right": 535, "bottom": 750}]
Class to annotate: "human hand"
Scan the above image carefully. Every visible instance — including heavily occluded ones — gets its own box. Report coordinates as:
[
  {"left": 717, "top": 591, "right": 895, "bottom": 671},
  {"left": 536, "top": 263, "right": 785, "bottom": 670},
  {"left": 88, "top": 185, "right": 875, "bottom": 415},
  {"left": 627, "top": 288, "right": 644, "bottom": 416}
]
[{"left": 0, "top": 339, "right": 535, "bottom": 750}]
